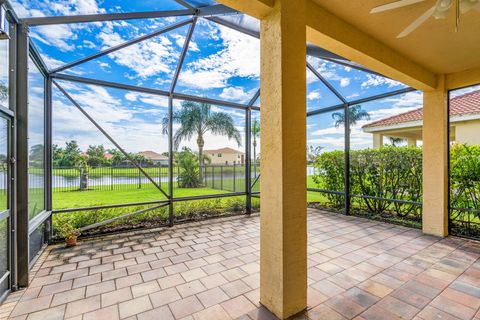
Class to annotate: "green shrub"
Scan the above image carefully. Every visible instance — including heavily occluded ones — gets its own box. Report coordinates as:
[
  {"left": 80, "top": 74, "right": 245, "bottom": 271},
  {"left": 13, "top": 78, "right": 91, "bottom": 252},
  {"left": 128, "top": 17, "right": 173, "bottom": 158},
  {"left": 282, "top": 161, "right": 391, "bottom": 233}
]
[
  {"left": 312, "top": 150, "right": 344, "bottom": 208},
  {"left": 449, "top": 144, "right": 480, "bottom": 226},
  {"left": 313, "top": 144, "right": 480, "bottom": 230},
  {"left": 177, "top": 149, "right": 201, "bottom": 188},
  {"left": 52, "top": 196, "right": 253, "bottom": 237},
  {"left": 349, "top": 147, "right": 422, "bottom": 217},
  {"left": 313, "top": 146, "right": 422, "bottom": 220}
]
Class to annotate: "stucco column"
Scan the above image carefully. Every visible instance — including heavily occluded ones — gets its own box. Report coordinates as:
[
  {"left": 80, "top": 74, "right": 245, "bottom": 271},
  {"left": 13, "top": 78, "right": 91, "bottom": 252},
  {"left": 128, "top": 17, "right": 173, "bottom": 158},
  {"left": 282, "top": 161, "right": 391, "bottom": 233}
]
[
  {"left": 407, "top": 138, "right": 417, "bottom": 147},
  {"left": 259, "top": 0, "right": 307, "bottom": 318},
  {"left": 422, "top": 75, "right": 448, "bottom": 237},
  {"left": 373, "top": 133, "right": 383, "bottom": 148}
]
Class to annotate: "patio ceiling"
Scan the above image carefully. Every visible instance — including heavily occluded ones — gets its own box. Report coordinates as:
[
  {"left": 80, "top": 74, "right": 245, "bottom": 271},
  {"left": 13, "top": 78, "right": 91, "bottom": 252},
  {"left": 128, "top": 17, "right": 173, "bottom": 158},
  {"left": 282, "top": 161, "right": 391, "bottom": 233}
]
[{"left": 311, "top": 0, "right": 480, "bottom": 75}]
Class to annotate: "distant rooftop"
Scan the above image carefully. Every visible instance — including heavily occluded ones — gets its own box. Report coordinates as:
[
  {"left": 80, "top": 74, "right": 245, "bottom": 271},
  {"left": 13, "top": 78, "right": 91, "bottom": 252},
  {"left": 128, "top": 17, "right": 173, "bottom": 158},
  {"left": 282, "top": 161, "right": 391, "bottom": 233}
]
[
  {"left": 204, "top": 147, "right": 244, "bottom": 154},
  {"left": 363, "top": 89, "right": 480, "bottom": 129},
  {"left": 138, "top": 151, "right": 168, "bottom": 160}
]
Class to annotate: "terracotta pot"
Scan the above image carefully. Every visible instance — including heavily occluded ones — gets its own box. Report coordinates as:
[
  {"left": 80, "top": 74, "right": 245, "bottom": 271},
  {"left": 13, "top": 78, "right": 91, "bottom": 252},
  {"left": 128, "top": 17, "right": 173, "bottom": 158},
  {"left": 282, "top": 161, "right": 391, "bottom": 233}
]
[{"left": 65, "top": 236, "right": 77, "bottom": 247}]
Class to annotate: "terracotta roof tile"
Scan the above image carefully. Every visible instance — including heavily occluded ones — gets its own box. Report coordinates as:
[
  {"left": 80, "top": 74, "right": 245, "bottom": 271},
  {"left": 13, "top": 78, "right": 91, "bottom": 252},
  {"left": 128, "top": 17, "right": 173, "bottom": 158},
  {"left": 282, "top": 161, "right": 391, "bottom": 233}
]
[{"left": 363, "top": 89, "right": 480, "bottom": 128}]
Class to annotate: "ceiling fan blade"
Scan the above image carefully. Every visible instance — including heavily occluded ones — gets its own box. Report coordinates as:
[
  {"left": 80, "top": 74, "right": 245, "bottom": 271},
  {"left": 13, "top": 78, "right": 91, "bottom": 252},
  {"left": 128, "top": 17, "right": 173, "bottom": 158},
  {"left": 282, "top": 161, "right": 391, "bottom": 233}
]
[
  {"left": 370, "top": 0, "right": 426, "bottom": 14},
  {"left": 397, "top": 5, "right": 436, "bottom": 38}
]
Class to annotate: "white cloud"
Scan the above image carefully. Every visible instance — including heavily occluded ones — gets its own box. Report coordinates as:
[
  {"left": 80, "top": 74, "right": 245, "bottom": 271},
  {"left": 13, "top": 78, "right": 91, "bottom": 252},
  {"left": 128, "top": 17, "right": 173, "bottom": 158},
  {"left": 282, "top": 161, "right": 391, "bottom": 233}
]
[
  {"left": 172, "top": 33, "right": 200, "bottom": 52},
  {"left": 307, "top": 56, "right": 343, "bottom": 83},
  {"left": 307, "top": 68, "right": 319, "bottom": 85},
  {"left": 179, "top": 23, "right": 260, "bottom": 89},
  {"left": 139, "top": 95, "right": 169, "bottom": 108},
  {"left": 340, "top": 78, "right": 350, "bottom": 88},
  {"left": 98, "top": 62, "right": 110, "bottom": 70},
  {"left": 125, "top": 92, "right": 139, "bottom": 101},
  {"left": 384, "top": 91, "right": 423, "bottom": 108},
  {"left": 347, "top": 93, "right": 360, "bottom": 100},
  {"left": 57, "top": 82, "right": 133, "bottom": 124},
  {"left": 219, "top": 87, "right": 256, "bottom": 103},
  {"left": 179, "top": 69, "right": 228, "bottom": 89},
  {"left": 124, "top": 92, "right": 168, "bottom": 108},
  {"left": 52, "top": 85, "right": 170, "bottom": 153},
  {"left": 311, "top": 125, "right": 343, "bottom": 136},
  {"left": 361, "top": 74, "right": 404, "bottom": 88},
  {"left": 83, "top": 40, "right": 97, "bottom": 49},
  {"left": 450, "top": 84, "right": 480, "bottom": 98},
  {"left": 40, "top": 55, "right": 65, "bottom": 69},
  {"left": 307, "top": 90, "right": 321, "bottom": 101},
  {"left": 16, "top": 0, "right": 105, "bottom": 52},
  {"left": 34, "top": 24, "right": 77, "bottom": 51},
  {"left": 97, "top": 30, "right": 179, "bottom": 78}
]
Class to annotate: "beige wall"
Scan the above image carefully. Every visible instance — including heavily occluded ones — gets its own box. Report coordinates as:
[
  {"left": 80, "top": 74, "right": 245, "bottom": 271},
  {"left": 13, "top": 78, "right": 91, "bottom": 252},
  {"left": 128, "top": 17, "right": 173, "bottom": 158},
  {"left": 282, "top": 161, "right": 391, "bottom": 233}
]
[
  {"left": 373, "top": 133, "right": 383, "bottom": 148},
  {"left": 454, "top": 120, "right": 480, "bottom": 145},
  {"left": 369, "top": 119, "right": 480, "bottom": 148},
  {"left": 207, "top": 152, "right": 244, "bottom": 165}
]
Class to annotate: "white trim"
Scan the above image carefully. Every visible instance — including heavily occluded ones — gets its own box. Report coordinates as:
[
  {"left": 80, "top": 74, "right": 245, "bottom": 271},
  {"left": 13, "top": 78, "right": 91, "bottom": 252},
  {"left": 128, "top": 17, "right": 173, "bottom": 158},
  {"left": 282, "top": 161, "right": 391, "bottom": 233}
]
[
  {"left": 363, "top": 113, "right": 480, "bottom": 133},
  {"left": 363, "top": 120, "right": 422, "bottom": 133}
]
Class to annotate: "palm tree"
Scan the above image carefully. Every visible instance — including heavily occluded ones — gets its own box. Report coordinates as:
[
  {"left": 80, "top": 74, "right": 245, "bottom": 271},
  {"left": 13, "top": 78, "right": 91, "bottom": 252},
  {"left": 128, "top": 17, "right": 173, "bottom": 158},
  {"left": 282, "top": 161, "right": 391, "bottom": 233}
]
[
  {"left": 162, "top": 101, "right": 241, "bottom": 181},
  {"left": 252, "top": 119, "right": 260, "bottom": 165},
  {"left": 332, "top": 105, "right": 370, "bottom": 128},
  {"left": 389, "top": 137, "right": 405, "bottom": 147}
]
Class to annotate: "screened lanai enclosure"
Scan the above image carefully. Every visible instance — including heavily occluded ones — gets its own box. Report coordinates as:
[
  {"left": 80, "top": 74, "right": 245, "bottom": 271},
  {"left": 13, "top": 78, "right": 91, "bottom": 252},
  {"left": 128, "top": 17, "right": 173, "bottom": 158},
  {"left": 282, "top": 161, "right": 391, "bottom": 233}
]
[{"left": 0, "top": 0, "right": 479, "bottom": 304}]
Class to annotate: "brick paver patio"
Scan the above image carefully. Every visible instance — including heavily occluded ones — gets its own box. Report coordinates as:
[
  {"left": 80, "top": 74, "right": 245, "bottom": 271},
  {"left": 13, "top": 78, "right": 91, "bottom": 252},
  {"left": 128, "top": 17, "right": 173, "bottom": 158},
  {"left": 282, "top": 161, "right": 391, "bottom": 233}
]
[{"left": 1, "top": 209, "right": 479, "bottom": 320}]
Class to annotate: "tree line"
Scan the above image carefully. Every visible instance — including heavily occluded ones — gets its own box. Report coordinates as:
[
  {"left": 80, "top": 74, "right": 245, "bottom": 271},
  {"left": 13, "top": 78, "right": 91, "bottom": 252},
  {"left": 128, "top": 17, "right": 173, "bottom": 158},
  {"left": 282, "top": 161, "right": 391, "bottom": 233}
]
[{"left": 53, "top": 141, "right": 150, "bottom": 167}]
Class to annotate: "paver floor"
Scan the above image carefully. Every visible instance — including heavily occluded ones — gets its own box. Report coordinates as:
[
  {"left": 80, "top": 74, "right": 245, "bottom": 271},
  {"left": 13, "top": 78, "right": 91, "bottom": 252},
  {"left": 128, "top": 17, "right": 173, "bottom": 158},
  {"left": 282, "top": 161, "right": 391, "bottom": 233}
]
[{"left": 1, "top": 209, "right": 479, "bottom": 319}]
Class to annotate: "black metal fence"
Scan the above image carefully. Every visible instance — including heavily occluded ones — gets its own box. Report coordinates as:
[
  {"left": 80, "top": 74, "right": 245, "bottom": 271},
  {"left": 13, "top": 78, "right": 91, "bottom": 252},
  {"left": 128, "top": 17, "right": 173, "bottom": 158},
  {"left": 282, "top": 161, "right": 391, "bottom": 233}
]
[{"left": 52, "top": 164, "right": 255, "bottom": 193}]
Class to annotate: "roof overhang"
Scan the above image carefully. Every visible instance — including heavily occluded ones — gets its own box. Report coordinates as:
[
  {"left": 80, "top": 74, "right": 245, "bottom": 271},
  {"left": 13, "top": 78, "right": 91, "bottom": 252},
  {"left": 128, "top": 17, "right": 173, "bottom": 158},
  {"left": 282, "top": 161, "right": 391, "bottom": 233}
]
[{"left": 363, "top": 113, "right": 480, "bottom": 133}]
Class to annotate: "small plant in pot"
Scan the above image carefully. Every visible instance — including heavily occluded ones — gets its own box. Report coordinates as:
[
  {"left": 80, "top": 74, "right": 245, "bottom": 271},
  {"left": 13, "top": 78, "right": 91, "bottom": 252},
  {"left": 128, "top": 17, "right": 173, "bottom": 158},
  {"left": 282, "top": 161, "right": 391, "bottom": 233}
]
[{"left": 58, "top": 222, "right": 80, "bottom": 247}]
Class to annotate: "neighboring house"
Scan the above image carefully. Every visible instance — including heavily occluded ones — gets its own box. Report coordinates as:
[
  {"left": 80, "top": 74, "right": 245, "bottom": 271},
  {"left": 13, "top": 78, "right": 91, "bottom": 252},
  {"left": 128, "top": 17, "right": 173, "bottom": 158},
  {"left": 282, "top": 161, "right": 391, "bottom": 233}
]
[
  {"left": 137, "top": 151, "right": 168, "bottom": 165},
  {"left": 203, "top": 147, "right": 245, "bottom": 165},
  {"left": 80, "top": 152, "right": 113, "bottom": 160},
  {"left": 363, "top": 90, "right": 480, "bottom": 148}
]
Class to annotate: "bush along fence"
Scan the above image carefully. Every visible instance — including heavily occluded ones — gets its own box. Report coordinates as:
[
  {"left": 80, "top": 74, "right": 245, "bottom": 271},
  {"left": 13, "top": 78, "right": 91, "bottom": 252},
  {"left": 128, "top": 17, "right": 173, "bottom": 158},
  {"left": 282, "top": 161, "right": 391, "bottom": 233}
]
[
  {"left": 52, "top": 196, "right": 261, "bottom": 238},
  {"left": 313, "top": 144, "right": 479, "bottom": 238},
  {"left": 449, "top": 144, "right": 480, "bottom": 238}
]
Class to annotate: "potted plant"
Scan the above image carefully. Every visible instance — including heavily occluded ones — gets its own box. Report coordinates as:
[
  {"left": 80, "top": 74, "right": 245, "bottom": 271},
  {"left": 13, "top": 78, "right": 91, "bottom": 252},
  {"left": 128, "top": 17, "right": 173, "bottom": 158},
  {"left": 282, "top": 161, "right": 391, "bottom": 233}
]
[{"left": 58, "top": 222, "right": 80, "bottom": 247}]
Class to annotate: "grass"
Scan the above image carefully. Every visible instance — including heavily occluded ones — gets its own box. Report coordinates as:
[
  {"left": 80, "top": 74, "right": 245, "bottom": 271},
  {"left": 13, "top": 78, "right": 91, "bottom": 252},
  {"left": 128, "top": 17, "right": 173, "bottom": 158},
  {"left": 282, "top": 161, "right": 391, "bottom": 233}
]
[
  {"left": 52, "top": 175, "right": 324, "bottom": 209},
  {"left": 53, "top": 186, "right": 228, "bottom": 209}
]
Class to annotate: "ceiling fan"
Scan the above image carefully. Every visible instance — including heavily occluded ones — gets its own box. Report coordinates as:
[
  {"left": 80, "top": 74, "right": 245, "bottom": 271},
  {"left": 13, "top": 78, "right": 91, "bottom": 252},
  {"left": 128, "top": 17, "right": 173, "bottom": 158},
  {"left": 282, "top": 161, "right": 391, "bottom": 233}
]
[{"left": 370, "top": 0, "right": 480, "bottom": 38}]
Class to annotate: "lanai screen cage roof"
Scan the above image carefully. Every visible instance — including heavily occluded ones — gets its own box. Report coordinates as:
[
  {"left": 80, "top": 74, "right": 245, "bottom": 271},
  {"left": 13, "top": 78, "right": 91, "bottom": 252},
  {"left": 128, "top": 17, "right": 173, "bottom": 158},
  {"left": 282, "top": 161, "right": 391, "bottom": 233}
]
[{"left": 6, "top": 0, "right": 415, "bottom": 118}]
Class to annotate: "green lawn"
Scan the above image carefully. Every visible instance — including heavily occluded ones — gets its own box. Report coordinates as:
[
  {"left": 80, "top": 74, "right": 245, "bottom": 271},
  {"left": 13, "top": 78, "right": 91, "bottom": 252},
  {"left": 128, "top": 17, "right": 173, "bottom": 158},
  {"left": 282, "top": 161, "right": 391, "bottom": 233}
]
[
  {"left": 53, "top": 186, "right": 228, "bottom": 209},
  {"left": 52, "top": 175, "right": 325, "bottom": 209}
]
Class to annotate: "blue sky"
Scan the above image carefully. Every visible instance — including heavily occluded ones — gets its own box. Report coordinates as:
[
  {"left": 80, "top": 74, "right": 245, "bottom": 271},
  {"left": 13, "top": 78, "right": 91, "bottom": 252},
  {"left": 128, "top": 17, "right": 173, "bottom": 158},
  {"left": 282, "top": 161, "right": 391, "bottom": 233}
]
[{"left": 14, "top": 0, "right": 431, "bottom": 154}]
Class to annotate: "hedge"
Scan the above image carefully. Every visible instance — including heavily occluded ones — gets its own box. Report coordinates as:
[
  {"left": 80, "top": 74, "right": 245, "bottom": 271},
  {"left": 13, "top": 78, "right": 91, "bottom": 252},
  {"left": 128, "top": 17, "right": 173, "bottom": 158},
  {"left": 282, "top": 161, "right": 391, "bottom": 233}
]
[{"left": 312, "top": 144, "right": 480, "bottom": 235}]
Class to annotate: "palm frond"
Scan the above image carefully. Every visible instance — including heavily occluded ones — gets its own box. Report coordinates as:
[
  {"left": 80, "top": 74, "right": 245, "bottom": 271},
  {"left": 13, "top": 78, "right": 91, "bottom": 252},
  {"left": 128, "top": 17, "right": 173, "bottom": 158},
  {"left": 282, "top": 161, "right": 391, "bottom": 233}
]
[{"left": 207, "top": 112, "right": 242, "bottom": 146}]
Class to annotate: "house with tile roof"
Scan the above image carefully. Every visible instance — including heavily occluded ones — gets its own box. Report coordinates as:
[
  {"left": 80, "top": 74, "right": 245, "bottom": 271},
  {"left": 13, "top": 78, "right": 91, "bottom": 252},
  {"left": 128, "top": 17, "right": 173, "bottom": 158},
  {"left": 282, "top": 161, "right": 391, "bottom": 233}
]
[
  {"left": 137, "top": 151, "right": 168, "bottom": 165},
  {"left": 203, "top": 147, "right": 244, "bottom": 165},
  {"left": 363, "top": 90, "right": 480, "bottom": 148}
]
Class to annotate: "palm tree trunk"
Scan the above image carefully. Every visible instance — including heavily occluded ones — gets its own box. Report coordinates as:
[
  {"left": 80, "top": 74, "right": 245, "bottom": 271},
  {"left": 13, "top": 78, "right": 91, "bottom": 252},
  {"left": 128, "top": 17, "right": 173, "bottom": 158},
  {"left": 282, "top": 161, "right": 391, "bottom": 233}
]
[
  {"left": 79, "top": 168, "right": 88, "bottom": 191},
  {"left": 197, "top": 135, "right": 204, "bottom": 184}
]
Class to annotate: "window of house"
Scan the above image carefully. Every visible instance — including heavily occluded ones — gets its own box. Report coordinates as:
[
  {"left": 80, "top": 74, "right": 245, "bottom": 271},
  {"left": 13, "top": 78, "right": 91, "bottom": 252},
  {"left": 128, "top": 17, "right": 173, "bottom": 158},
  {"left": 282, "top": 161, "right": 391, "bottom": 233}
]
[{"left": 218, "top": 153, "right": 222, "bottom": 157}]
